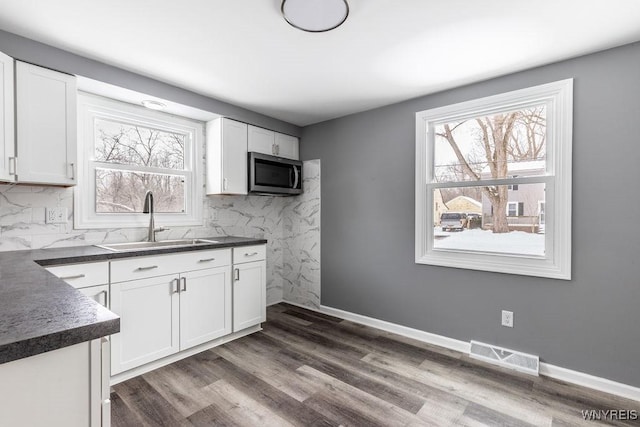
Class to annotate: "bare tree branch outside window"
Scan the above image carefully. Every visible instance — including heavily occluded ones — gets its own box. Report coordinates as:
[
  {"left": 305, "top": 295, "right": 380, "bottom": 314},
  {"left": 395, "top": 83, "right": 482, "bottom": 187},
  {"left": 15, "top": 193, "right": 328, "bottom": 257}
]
[
  {"left": 434, "top": 107, "right": 546, "bottom": 233},
  {"left": 94, "top": 119, "right": 187, "bottom": 213}
]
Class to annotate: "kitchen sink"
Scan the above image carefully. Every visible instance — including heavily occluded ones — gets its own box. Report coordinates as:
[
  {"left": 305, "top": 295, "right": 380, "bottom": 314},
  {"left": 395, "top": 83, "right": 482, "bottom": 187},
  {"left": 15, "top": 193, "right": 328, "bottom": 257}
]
[{"left": 96, "top": 239, "right": 219, "bottom": 252}]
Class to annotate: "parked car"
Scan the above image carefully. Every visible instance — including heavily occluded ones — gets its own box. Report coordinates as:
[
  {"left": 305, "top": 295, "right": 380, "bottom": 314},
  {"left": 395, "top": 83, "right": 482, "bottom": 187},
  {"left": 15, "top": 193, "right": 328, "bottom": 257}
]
[{"left": 440, "top": 212, "right": 467, "bottom": 231}]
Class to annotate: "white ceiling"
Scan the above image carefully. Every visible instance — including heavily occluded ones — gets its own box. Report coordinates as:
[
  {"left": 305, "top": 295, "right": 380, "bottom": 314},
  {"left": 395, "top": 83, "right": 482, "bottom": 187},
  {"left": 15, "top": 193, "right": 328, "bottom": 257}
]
[{"left": 1, "top": 0, "right": 639, "bottom": 126}]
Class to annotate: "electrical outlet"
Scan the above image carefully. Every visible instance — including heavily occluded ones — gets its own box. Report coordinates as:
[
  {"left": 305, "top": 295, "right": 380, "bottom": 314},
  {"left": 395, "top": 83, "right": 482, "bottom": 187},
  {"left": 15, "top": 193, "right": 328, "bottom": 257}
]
[
  {"left": 501, "top": 310, "right": 514, "bottom": 328},
  {"left": 46, "top": 207, "right": 68, "bottom": 224},
  {"left": 211, "top": 209, "right": 218, "bottom": 221}
]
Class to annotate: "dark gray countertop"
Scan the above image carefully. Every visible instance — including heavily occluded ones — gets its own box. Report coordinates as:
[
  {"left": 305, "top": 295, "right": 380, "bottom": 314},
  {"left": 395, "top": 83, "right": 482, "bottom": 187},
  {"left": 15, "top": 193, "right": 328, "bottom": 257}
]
[{"left": 0, "top": 236, "right": 267, "bottom": 364}]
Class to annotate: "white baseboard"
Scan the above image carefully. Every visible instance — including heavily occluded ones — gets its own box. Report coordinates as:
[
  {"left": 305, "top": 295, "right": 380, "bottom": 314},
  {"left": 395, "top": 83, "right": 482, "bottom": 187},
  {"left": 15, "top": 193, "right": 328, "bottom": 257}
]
[
  {"left": 318, "top": 304, "right": 470, "bottom": 354},
  {"left": 278, "top": 301, "right": 640, "bottom": 402},
  {"left": 538, "top": 363, "right": 640, "bottom": 402},
  {"left": 267, "top": 299, "right": 285, "bottom": 307}
]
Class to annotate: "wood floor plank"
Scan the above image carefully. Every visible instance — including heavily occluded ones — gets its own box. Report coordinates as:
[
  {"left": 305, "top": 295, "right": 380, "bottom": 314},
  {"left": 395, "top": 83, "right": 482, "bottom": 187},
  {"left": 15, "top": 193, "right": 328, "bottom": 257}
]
[
  {"left": 196, "top": 353, "right": 333, "bottom": 426},
  {"left": 110, "top": 303, "right": 640, "bottom": 427},
  {"left": 187, "top": 379, "right": 296, "bottom": 427},
  {"left": 111, "top": 376, "right": 188, "bottom": 426},
  {"left": 361, "top": 352, "right": 554, "bottom": 426},
  {"left": 110, "top": 391, "right": 146, "bottom": 427},
  {"left": 463, "top": 401, "right": 541, "bottom": 427},
  {"left": 140, "top": 363, "right": 218, "bottom": 418},
  {"left": 211, "top": 339, "right": 323, "bottom": 401},
  {"left": 261, "top": 322, "right": 431, "bottom": 413},
  {"left": 299, "top": 364, "right": 425, "bottom": 426}
]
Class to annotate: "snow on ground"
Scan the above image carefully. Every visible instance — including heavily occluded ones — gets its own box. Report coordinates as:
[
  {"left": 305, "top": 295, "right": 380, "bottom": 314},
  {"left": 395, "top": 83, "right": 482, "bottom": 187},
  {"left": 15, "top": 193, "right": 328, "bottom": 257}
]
[{"left": 434, "top": 228, "right": 545, "bottom": 256}]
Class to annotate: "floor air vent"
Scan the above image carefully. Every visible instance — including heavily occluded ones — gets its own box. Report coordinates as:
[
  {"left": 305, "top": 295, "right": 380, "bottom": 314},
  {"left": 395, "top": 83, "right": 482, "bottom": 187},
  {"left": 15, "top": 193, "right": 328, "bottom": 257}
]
[{"left": 469, "top": 340, "right": 539, "bottom": 376}]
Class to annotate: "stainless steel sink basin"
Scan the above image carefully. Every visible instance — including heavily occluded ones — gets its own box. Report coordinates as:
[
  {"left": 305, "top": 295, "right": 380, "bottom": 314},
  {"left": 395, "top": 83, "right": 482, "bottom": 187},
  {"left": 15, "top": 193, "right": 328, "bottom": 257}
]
[{"left": 96, "top": 239, "right": 219, "bottom": 252}]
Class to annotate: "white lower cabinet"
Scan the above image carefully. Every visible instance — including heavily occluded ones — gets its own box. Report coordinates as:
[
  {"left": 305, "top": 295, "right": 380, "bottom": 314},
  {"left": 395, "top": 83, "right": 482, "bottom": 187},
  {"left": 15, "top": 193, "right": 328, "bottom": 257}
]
[
  {"left": 180, "top": 267, "right": 231, "bottom": 349},
  {"left": 110, "top": 274, "right": 180, "bottom": 374},
  {"left": 110, "top": 250, "right": 233, "bottom": 375},
  {"left": 0, "top": 338, "right": 110, "bottom": 427},
  {"left": 232, "top": 245, "right": 267, "bottom": 332},
  {"left": 233, "top": 261, "right": 266, "bottom": 331}
]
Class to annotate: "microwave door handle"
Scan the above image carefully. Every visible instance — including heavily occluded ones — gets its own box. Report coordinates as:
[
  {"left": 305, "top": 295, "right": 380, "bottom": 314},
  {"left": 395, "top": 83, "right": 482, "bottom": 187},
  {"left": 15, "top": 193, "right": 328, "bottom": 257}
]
[
  {"left": 293, "top": 165, "right": 300, "bottom": 189},
  {"left": 289, "top": 165, "right": 294, "bottom": 188}
]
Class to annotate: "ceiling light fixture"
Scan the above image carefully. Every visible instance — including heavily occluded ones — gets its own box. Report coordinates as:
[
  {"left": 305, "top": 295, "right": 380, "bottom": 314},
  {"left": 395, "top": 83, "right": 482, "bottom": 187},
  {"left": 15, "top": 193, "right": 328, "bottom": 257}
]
[
  {"left": 141, "top": 100, "right": 167, "bottom": 111},
  {"left": 281, "top": 0, "right": 349, "bottom": 33}
]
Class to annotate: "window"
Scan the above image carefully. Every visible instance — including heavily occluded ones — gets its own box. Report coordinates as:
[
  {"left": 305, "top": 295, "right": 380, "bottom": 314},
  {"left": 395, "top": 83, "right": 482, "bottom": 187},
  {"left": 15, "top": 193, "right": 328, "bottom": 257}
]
[
  {"left": 507, "top": 202, "right": 524, "bottom": 217},
  {"left": 75, "top": 94, "right": 203, "bottom": 228},
  {"left": 415, "top": 80, "right": 573, "bottom": 279}
]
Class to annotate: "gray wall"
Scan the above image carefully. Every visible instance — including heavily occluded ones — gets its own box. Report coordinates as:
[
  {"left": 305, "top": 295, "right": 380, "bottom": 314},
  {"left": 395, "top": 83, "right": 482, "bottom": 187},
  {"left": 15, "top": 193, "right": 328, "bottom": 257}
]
[
  {"left": 301, "top": 42, "right": 640, "bottom": 387},
  {"left": 0, "top": 30, "right": 300, "bottom": 136}
]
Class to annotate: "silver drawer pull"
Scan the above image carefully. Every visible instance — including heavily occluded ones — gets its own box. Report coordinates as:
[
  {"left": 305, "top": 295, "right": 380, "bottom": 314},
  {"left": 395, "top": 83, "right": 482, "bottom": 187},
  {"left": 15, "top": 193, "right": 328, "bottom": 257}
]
[
  {"left": 245, "top": 252, "right": 259, "bottom": 257},
  {"left": 136, "top": 265, "right": 158, "bottom": 271},
  {"left": 60, "top": 274, "right": 86, "bottom": 280},
  {"left": 198, "top": 258, "right": 216, "bottom": 262}
]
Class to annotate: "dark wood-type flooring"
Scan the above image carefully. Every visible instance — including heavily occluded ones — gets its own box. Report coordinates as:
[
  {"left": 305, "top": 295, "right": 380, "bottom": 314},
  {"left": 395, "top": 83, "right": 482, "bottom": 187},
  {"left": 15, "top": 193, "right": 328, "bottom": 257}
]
[{"left": 111, "top": 303, "right": 640, "bottom": 426}]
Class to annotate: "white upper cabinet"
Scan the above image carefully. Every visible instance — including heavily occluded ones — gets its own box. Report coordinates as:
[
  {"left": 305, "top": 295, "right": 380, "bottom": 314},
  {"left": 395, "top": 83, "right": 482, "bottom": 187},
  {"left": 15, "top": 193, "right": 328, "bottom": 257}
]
[
  {"left": 0, "top": 51, "right": 15, "bottom": 182},
  {"left": 15, "top": 61, "right": 77, "bottom": 186},
  {"left": 275, "top": 132, "right": 299, "bottom": 160},
  {"left": 248, "top": 125, "right": 275, "bottom": 154},
  {"left": 248, "top": 124, "right": 299, "bottom": 160},
  {"left": 206, "top": 118, "right": 248, "bottom": 195}
]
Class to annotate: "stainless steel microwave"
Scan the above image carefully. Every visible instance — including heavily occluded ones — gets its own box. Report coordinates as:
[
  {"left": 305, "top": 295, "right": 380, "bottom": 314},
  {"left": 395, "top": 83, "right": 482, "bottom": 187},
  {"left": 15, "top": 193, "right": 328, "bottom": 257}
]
[{"left": 248, "top": 152, "right": 303, "bottom": 195}]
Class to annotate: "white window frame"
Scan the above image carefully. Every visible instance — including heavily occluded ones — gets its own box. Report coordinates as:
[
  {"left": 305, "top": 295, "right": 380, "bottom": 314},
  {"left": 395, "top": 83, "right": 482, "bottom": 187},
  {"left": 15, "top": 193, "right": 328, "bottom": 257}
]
[
  {"left": 75, "top": 93, "right": 204, "bottom": 229},
  {"left": 415, "top": 79, "right": 573, "bottom": 280}
]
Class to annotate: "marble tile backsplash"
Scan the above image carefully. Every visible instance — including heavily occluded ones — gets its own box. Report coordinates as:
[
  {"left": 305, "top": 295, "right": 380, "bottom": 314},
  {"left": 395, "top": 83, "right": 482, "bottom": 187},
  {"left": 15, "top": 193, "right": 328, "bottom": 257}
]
[
  {"left": 283, "top": 159, "right": 321, "bottom": 309},
  {"left": 0, "top": 159, "right": 321, "bottom": 307}
]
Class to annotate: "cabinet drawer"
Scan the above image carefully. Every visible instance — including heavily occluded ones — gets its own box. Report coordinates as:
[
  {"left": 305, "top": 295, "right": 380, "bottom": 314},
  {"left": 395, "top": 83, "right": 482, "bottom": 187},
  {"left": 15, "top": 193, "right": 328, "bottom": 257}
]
[
  {"left": 233, "top": 245, "right": 266, "bottom": 263},
  {"left": 111, "top": 249, "right": 231, "bottom": 283},
  {"left": 78, "top": 284, "right": 109, "bottom": 308},
  {"left": 46, "top": 262, "right": 109, "bottom": 288}
]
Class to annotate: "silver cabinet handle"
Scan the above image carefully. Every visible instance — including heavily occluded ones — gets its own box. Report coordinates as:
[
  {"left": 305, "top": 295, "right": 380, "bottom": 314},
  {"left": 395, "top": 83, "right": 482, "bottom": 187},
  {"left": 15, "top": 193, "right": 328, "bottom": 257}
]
[
  {"left": 181, "top": 277, "right": 187, "bottom": 292},
  {"left": 244, "top": 252, "right": 259, "bottom": 257},
  {"left": 69, "top": 162, "right": 75, "bottom": 180},
  {"left": 172, "top": 278, "right": 180, "bottom": 293},
  {"left": 97, "top": 290, "right": 108, "bottom": 307},
  {"left": 136, "top": 265, "right": 158, "bottom": 271},
  {"left": 234, "top": 268, "right": 240, "bottom": 281},
  {"left": 60, "top": 273, "right": 86, "bottom": 280},
  {"left": 199, "top": 258, "right": 216, "bottom": 263},
  {"left": 8, "top": 157, "right": 16, "bottom": 176}
]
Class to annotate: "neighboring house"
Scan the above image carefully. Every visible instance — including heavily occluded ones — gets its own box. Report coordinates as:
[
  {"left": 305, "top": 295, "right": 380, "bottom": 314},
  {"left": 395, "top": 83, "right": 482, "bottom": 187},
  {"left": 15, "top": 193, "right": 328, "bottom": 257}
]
[
  {"left": 445, "top": 195, "right": 482, "bottom": 214},
  {"left": 480, "top": 160, "right": 546, "bottom": 232}
]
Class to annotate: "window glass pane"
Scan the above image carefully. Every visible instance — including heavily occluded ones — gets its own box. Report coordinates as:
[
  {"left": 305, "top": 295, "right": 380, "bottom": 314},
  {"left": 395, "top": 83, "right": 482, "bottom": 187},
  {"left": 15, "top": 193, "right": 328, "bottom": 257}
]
[
  {"left": 433, "top": 106, "right": 546, "bottom": 183},
  {"left": 433, "top": 183, "right": 545, "bottom": 256},
  {"left": 95, "top": 168, "right": 185, "bottom": 213},
  {"left": 94, "top": 118, "right": 185, "bottom": 170}
]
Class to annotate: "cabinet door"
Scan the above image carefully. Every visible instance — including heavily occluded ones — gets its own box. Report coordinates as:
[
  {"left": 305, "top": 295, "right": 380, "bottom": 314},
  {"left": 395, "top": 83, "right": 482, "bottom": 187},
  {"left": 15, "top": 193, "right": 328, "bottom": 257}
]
[
  {"left": 275, "top": 133, "right": 299, "bottom": 160},
  {"left": 15, "top": 61, "right": 77, "bottom": 186},
  {"left": 207, "top": 118, "right": 248, "bottom": 195},
  {"left": 221, "top": 118, "right": 248, "bottom": 194},
  {"left": 179, "top": 266, "right": 231, "bottom": 350},
  {"left": 248, "top": 125, "right": 275, "bottom": 155},
  {"left": 233, "top": 260, "right": 266, "bottom": 332},
  {"left": 110, "top": 275, "right": 179, "bottom": 375},
  {"left": 0, "top": 51, "right": 14, "bottom": 182}
]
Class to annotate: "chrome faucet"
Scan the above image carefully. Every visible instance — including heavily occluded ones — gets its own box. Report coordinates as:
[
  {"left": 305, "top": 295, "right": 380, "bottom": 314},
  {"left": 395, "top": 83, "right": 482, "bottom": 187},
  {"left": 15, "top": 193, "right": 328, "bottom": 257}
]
[{"left": 142, "top": 191, "right": 168, "bottom": 242}]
